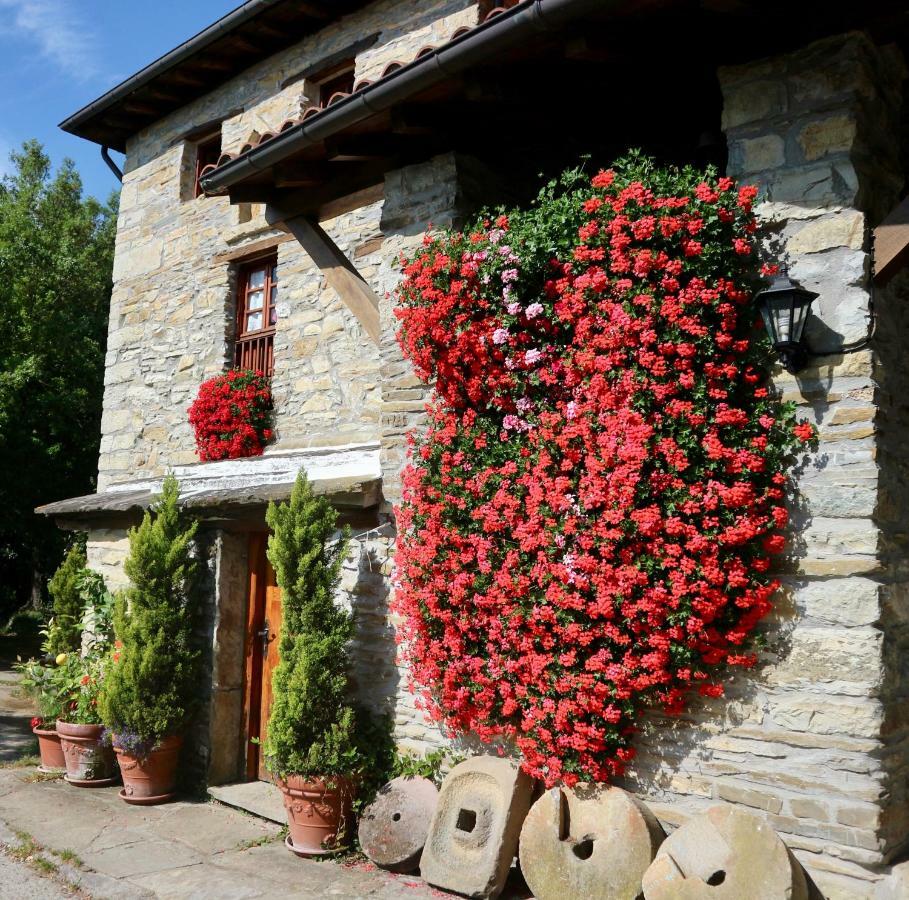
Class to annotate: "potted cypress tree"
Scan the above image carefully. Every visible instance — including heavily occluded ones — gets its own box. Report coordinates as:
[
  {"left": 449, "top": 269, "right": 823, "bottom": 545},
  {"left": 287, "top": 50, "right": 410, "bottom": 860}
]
[
  {"left": 264, "top": 471, "right": 366, "bottom": 856},
  {"left": 98, "top": 474, "right": 200, "bottom": 805}
]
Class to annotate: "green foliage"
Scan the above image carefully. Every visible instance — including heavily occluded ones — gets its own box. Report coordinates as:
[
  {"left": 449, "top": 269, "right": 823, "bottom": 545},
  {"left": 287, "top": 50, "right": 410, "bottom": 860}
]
[
  {"left": 264, "top": 471, "right": 373, "bottom": 780},
  {"left": 0, "top": 141, "right": 117, "bottom": 617},
  {"left": 17, "top": 565, "right": 116, "bottom": 725},
  {"left": 98, "top": 475, "right": 200, "bottom": 744},
  {"left": 46, "top": 544, "right": 87, "bottom": 655},
  {"left": 391, "top": 748, "right": 463, "bottom": 786}
]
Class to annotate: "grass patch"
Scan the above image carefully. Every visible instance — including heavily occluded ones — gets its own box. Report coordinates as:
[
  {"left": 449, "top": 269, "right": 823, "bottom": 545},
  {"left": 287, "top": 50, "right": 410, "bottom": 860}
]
[
  {"left": 30, "top": 856, "right": 57, "bottom": 875},
  {"left": 6, "top": 752, "right": 40, "bottom": 769},
  {"left": 53, "top": 848, "right": 83, "bottom": 867},
  {"left": 234, "top": 833, "right": 277, "bottom": 852}
]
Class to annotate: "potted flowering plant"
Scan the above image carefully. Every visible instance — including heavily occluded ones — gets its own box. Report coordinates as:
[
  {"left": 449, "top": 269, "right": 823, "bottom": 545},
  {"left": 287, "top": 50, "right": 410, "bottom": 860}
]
[
  {"left": 98, "top": 474, "right": 200, "bottom": 805},
  {"left": 17, "top": 654, "right": 67, "bottom": 772},
  {"left": 264, "top": 471, "right": 375, "bottom": 856},
  {"left": 188, "top": 368, "right": 273, "bottom": 461},
  {"left": 16, "top": 557, "right": 115, "bottom": 774}
]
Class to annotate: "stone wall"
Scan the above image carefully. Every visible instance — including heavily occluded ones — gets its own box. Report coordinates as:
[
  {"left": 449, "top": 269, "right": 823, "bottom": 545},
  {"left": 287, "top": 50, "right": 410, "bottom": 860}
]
[
  {"left": 98, "top": 0, "right": 477, "bottom": 491},
  {"left": 608, "top": 32, "right": 906, "bottom": 900}
]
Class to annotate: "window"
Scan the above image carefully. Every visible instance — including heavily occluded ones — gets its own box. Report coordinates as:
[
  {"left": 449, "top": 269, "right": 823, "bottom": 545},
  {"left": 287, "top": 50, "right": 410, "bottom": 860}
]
[
  {"left": 234, "top": 256, "right": 278, "bottom": 376},
  {"left": 193, "top": 132, "right": 222, "bottom": 198},
  {"left": 316, "top": 61, "right": 355, "bottom": 106}
]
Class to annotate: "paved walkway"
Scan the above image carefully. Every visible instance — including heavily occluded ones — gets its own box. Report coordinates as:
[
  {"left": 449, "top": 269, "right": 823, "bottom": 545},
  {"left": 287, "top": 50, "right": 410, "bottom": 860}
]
[
  {"left": 0, "top": 768, "right": 455, "bottom": 899},
  {"left": 0, "top": 665, "right": 39, "bottom": 763},
  {"left": 0, "top": 851, "right": 75, "bottom": 899}
]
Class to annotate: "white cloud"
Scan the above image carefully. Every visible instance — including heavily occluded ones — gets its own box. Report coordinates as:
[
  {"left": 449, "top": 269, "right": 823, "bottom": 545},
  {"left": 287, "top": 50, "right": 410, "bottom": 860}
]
[{"left": 0, "top": 0, "right": 102, "bottom": 82}]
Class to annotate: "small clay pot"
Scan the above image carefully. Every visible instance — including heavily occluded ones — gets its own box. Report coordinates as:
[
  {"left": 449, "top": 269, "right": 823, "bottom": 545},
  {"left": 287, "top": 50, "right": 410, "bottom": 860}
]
[
  {"left": 32, "top": 724, "right": 65, "bottom": 772},
  {"left": 279, "top": 775, "right": 354, "bottom": 856},
  {"left": 115, "top": 734, "right": 183, "bottom": 805},
  {"left": 56, "top": 720, "right": 118, "bottom": 786}
]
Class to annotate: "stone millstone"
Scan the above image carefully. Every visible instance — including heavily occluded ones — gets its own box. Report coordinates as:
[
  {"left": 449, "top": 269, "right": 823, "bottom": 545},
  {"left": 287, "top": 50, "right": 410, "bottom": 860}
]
[
  {"left": 358, "top": 775, "right": 439, "bottom": 873},
  {"left": 420, "top": 756, "right": 534, "bottom": 899},
  {"left": 641, "top": 805, "right": 812, "bottom": 899},
  {"left": 518, "top": 784, "right": 665, "bottom": 900}
]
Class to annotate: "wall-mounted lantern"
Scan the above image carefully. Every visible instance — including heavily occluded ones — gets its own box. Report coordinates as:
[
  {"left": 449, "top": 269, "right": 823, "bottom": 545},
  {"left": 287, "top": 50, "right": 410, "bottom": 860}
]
[{"left": 755, "top": 269, "right": 818, "bottom": 374}]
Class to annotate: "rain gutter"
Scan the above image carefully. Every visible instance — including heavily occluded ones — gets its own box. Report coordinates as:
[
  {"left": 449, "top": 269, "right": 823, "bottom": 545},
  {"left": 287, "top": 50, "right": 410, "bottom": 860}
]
[{"left": 201, "top": 0, "right": 611, "bottom": 195}]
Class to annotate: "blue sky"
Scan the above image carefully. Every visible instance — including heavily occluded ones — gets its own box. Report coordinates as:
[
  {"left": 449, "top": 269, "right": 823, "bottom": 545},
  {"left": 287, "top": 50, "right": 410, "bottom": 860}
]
[{"left": 0, "top": 0, "right": 238, "bottom": 200}]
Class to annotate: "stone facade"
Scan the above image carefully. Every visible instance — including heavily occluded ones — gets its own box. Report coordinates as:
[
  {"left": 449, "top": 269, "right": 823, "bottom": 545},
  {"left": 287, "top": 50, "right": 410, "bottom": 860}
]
[
  {"left": 610, "top": 33, "right": 908, "bottom": 900},
  {"left": 77, "top": 5, "right": 909, "bottom": 897}
]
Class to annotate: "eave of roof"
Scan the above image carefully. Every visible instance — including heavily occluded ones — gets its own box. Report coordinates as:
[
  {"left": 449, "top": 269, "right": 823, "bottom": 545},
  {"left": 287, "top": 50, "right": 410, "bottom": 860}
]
[
  {"left": 200, "top": 0, "right": 607, "bottom": 196},
  {"left": 59, "top": 0, "right": 372, "bottom": 152}
]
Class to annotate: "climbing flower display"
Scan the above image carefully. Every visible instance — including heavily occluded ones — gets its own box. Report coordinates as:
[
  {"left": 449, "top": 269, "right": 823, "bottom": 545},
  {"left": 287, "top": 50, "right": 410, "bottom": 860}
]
[
  {"left": 392, "top": 156, "right": 814, "bottom": 787},
  {"left": 188, "top": 368, "right": 273, "bottom": 461}
]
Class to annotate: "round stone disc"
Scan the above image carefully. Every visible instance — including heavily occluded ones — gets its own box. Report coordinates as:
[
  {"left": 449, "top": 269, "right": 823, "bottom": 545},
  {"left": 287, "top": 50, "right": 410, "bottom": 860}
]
[{"left": 358, "top": 775, "right": 439, "bottom": 873}]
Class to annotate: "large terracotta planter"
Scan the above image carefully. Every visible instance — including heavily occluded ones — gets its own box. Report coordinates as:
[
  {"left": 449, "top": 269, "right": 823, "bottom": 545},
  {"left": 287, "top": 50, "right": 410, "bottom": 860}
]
[
  {"left": 279, "top": 775, "right": 354, "bottom": 857},
  {"left": 115, "top": 734, "right": 182, "bottom": 805},
  {"left": 32, "top": 724, "right": 65, "bottom": 772},
  {"left": 56, "top": 720, "right": 118, "bottom": 787}
]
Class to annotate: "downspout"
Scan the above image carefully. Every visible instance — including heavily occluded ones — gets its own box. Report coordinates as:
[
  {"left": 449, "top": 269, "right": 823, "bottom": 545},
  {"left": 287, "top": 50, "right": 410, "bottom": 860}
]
[{"left": 101, "top": 146, "right": 123, "bottom": 182}]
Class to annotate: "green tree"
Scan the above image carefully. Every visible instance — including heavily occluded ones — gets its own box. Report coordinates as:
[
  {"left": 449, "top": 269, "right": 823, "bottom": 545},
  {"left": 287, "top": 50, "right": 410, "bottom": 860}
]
[
  {"left": 46, "top": 543, "right": 88, "bottom": 655},
  {"left": 0, "top": 140, "right": 117, "bottom": 616},
  {"left": 263, "top": 471, "right": 363, "bottom": 779},
  {"left": 98, "top": 475, "right": 200, "bottom": 744}
]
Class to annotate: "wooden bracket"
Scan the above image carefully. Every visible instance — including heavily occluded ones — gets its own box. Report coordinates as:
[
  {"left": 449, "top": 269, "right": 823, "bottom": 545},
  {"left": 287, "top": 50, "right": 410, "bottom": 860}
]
[{"left": 268, "top": 205, "right": 381, "bottom": 344}]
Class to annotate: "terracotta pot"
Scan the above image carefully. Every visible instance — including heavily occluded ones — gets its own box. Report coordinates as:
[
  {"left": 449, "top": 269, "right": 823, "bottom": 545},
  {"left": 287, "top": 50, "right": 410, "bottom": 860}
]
[
  {"left": 32, "top": 724, "right": 65, "bottom": 771},
  {"left": 279, "top": 775, "right": 354, "bottom": 856},
  {"left": 115, "top": 734, "right": 182, "bottom": 805},
  {"left": 56, "top": 720, "right": 118, "bottom": 786}
]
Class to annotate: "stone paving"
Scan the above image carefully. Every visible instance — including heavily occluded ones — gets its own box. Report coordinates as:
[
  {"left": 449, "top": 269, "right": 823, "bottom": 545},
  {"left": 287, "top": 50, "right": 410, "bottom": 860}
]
[
  {"left": 0, "top": 665, "right": 39, "bottom": 763},
  {"left": 0, "top": 767, "right": 462, "bottom": 899}
]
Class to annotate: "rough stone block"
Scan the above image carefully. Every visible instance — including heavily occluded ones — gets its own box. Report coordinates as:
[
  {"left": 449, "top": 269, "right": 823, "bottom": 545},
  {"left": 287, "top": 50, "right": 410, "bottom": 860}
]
[
  {"left": 798, "top": 115, "right": 858, "bottom": 161},
  {"left": 518, "top": 784, "right": 664, "bottom": 900},
  {"left": 420, "top": 756, "right": 534, "bottom": 899},
  {"left": 358, "top": 775, "right": 438, "bottom": 873},
  {"left": 641, "top": 805, "right": 812, "bottom": 899}
]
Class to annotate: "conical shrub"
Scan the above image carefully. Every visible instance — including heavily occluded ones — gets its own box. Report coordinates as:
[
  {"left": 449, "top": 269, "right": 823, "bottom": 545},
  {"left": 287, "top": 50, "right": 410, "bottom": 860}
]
[
  {"left": 98, "top": 474, "right": 200, "bottom": 745},
  {"left": 263, "top": 470, "right": 362, "bottom": 779}
]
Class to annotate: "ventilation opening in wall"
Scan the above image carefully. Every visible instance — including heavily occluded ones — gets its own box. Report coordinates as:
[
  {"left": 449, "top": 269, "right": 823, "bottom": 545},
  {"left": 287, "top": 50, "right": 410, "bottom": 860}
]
[{"left": 190, "top": 129, "right": 222, "bottom": 200}]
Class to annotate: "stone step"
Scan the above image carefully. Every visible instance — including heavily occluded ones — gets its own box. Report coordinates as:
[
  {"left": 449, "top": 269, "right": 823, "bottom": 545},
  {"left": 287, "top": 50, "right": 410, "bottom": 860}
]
[{"left": 208, "top": 780, "right": 285, "bottom": 824}]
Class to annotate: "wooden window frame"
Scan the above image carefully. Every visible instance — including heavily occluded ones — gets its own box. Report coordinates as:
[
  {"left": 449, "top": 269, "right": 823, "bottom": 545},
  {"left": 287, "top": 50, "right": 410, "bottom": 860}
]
[
  {"left": 193, "top": 132, "right": 222, "bottom": 199},
  {"left": 315, "top": 59, "right": 356, "bottom": 106},
  {"left": 234, "top": 254, "right": 278, "bottom": 377}
]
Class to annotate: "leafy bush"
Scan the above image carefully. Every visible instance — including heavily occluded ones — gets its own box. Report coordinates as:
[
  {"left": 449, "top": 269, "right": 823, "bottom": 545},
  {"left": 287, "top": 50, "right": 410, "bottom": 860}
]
[
  {"left": 98, "top": 475, "right": 200, "bottom": 745},
  {"left": 46, "top": 544, "right": 87, "bottom": 655},
  {"left": 263, "top": 471, "right": 372, "bottom": 780}
]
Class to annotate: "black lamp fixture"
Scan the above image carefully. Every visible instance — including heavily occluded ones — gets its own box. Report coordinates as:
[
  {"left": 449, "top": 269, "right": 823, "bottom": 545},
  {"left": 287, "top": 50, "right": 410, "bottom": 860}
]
[{"left": 755, "top": 267, "right": 818, "bottom": 374}]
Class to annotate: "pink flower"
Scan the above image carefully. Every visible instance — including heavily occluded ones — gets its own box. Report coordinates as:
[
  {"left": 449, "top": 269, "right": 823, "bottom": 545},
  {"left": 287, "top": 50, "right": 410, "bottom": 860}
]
[
  {"left": 525, "top": 302, "right": 544, "bottom": 319},
  {"left": 492, "top": 328, "right": 509, "bottom": 345},
  {"left": 524, "top": 349, "right": 543, "bottom": 364}
]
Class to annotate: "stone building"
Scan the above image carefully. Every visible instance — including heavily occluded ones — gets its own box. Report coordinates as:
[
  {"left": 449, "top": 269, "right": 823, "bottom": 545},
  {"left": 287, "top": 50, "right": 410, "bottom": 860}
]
[{"left": 41, "top": 1, "right": 909, "bottom": 896}]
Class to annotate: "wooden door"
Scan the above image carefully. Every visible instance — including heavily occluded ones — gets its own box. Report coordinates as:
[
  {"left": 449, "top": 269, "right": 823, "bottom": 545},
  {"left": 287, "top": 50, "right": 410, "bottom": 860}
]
[{"left": 243, "top": 533, "right": 283, "bottom": 782}]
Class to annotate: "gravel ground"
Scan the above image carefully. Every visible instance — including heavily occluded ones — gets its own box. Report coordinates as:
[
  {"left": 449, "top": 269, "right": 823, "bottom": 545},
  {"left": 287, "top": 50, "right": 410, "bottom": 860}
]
[{"left": 0, "top": 852, "right": 74, "bottom": 899}]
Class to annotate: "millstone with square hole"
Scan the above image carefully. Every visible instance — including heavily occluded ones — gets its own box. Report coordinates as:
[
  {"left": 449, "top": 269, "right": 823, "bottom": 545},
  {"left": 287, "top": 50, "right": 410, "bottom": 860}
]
[
  {"left": 357, "top": 775, "right": 438, "bottom": 873},
  {"left": 518, "top": 784, "right": 665, "bottom": 900},
  {"left": 420, "top": 756, "right": 534, "bottom": 898},
  {"left": 641, "top": 805, "right": 814, "bottom": 899}
]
